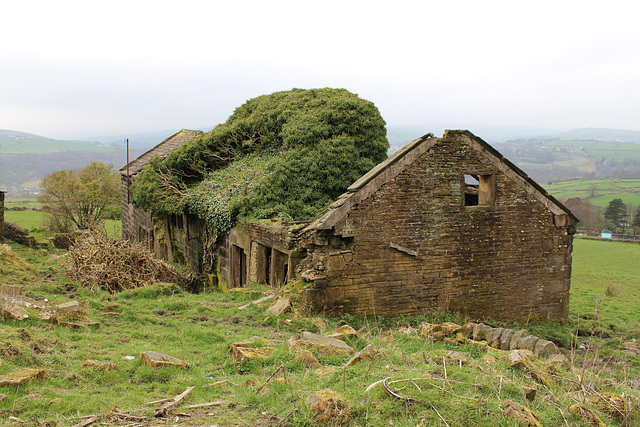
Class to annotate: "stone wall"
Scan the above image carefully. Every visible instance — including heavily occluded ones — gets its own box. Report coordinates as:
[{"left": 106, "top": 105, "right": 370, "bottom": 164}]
[
  {"left": 217, "top": 221, "right": 305, "bottom": 290},
  {"left": 3, "top": 221, "right": 38, "bottom": 248},
  {"left": 302, "top": 133, "right": 574, "bottom": 323},
  {"left": 121, "top": 175, "right": 155, "bottom": 250}
]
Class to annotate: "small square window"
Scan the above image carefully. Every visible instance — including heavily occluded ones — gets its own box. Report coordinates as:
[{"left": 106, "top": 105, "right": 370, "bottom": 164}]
[{"left": 464, "top": 174, "right": 495, "bottom": 207}]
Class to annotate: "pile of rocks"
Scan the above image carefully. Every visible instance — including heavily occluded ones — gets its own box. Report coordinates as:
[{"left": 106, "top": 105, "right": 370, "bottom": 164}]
[{"left": 419, "top": 321, "right": 561, "bottom": 358}]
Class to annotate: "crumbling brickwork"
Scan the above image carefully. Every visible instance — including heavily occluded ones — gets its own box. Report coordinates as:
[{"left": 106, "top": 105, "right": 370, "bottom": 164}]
[{"left": 302, "top": 131, "right": 576, "bottom": 323}]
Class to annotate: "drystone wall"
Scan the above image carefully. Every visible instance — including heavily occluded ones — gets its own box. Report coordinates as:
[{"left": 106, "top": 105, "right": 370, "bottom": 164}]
[{"left": 303, "top": 135, "right": 574, "bottom": 323}]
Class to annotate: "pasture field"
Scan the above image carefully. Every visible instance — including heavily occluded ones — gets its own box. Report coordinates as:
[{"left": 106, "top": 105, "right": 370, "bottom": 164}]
[
  {"left": 3, "top": 196, "right": 122, "bottom": 240},
  {"left": 543, "top": 176, "right": 640, "bottom": 207},
  {"left": 0, "top": 225, "right": 638, "bottom": 425},
  {"left": 0, "top": 137, "right": 118, "bottom": 154},
  {"left": 543, "top": 140, "right": 640, "bottom": 161}
]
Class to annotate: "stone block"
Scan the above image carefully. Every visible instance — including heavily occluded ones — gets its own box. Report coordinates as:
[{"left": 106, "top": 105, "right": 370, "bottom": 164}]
[
  {"left": 533, "top": 339, "right": 559, "bottom": 358},
  {"left": 509, "top": 329, "right": 529, "bottom": 350},
  {"left": 54, "top": 301, "right": 85, "bottom": 319},
  {"left": 294, "top": 350, "right": 322, "bottom": 369},
  {"left": 518, "top": 335, "right": 540, "bottom": 351},
  {"left": 336, "top": 324, "right": 357, "bottom": 336},
  {"left": 459, "top": 322, "right": 476, "bottom": 339},
  {"left": 499, "top": 329, "right": 514, "bottom": 350},
  {"left": 472, "top": 323, "right": 488, "bottom": 341},
  {"left": 344, "top": 344, "right": 378, "bottom": 367},
  {"left": 267, "top": 298, "right": 290, "bottom": 316},
  {"left": 81, "top": 360, "right": 118, "bottom": 372},
  {"left": 547, "top": 353, "right": 571, "bottom": 370},
  {"left": 141, "top": 350, "right": 190, "bottom": 369},
  {"left": 290, "top": 332, "right": 354, "bottom": 357},
  {"left": 0, "top": 368, "right": 49, "bottom": 387}
]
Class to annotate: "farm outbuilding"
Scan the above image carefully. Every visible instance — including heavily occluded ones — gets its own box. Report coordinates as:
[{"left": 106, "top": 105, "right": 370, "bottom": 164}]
[{"left": 122, "top": 129, "right": 577, "bottom": 323}]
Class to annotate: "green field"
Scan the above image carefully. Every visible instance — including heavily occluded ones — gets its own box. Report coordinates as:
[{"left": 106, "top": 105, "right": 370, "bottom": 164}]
[
  {"left": 3, "top": 203, "right": 121, "bottom": 240},
  {"left": 0, "top": 137, "right": 119, "bottom": 154},
  {"left": 568, "top": 238, "right": 640, "bottom": 340},
  {"left": 0, "top": 219, "right": 638, "bottom": 425},
  {"left": 544, "top": 176, "right": 640, "bottom": 207},
  {"left": 543, "top": 140, "right": 640, "bottom": 160}
]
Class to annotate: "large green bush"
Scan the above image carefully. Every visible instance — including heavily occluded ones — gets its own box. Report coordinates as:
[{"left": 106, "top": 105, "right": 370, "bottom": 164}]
[{"left": 131, "top": 88, "right": 388, "bottom": 237}]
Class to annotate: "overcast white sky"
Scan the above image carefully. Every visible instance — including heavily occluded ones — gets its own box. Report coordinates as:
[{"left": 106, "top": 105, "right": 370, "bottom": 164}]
[{"left": 2, "top": 0, "right": 639, "bottom": 139}]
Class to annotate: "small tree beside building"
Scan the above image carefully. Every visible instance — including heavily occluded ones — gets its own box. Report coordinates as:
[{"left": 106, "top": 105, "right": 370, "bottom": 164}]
[{"left": 38, "top": 162, "right": 120, "bottom": 233}]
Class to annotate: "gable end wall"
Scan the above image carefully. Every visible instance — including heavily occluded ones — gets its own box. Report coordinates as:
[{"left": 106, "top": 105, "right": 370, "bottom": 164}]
[{"left": 303, "top": 135, "right": 573, "bottom": 323}]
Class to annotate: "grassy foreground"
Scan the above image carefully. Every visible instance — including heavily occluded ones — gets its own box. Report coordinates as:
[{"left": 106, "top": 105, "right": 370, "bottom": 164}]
[{"left": 0, "top": 238, "right": 638, "bottom": 426}]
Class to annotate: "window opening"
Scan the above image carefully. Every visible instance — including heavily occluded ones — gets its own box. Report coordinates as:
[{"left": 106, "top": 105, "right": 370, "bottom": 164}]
[
  {"left": 464, "top": 174, "right": 495, "bottom": 207},
  {"left": 464, "top": 175, "right": 479, "bottom": 206}
]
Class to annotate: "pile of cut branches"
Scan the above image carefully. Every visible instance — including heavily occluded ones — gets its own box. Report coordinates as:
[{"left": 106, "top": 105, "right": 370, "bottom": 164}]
[{"left": 66, "top": 231, "right": 191, "bottom": 293}]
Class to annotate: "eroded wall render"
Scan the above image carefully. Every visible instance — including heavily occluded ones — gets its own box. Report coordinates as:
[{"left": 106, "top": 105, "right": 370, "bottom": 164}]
[{"left": 302, "top": 135, "right": 574, "bottom": 323}]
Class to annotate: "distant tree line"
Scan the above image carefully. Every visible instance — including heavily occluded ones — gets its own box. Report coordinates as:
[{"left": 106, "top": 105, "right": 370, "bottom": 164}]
[{"left": 566, "top": 197, "right": 640, "bottom": 235}]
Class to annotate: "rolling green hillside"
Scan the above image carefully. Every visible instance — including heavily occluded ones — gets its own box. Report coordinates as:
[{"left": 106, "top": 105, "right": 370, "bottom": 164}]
[
  {"left": 0, "top": 129, "right": 142, "bottom": 193},
  {"left": 544, "top": 176, "right": 640, "bottom": 207}
]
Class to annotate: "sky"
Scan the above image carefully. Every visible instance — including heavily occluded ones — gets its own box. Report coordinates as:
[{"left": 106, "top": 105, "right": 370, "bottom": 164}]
[{"left": 2, "top": 0, "right": 640, "bottom": 139}]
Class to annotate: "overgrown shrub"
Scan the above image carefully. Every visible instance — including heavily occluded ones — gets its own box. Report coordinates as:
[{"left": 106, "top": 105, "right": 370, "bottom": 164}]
[{"left": 130, "top": 88, "right": 389, "bottom": 237}]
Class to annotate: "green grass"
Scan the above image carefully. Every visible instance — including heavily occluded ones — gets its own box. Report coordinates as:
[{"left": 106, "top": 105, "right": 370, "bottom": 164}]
[
  {"left": 544, "top": 176, "right": 640, "bottom": 207},
  {"left": 4, "top": 205, "right": 122, "bottom": 240},
  {"left": 0, "top": 137, "right": 119, "bottom": 154},
  {"left": 543, "top": 140, "right": 640, "bottom": 160},
  {"left": 0, "top": 237, "right": 637, "bottom": 426},
  {"left": 569, "top": 238, "right": 640, "bottom": 341}
]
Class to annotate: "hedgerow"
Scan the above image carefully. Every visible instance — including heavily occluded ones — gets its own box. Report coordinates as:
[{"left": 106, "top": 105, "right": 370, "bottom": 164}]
[{"left": 130, "top": 88, "right": 389, "bottom": 237}]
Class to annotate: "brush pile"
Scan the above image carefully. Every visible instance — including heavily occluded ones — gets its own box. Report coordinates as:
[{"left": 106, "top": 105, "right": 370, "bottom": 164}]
[{"left": 66, "top": 230, "right": 191, "bottom": 293}]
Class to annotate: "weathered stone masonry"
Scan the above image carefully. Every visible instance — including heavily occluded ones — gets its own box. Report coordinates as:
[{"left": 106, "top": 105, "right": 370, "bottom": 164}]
[
  {"left": 122, "top": 129, "right": 576, "bottom": 323},
  {"left": 301, "top": 131, "right": 576, "bottom": 323}
]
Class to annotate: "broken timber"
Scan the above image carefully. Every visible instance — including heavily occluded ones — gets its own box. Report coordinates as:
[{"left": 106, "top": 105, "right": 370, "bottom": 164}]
[{"left": 154, "top": 386, "right": 195, "bottom": 417}]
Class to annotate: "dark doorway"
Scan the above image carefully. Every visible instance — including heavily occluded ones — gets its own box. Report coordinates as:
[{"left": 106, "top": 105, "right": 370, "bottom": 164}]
[{"left": 232, "top": 245, "right": 247, "bottom": 287}]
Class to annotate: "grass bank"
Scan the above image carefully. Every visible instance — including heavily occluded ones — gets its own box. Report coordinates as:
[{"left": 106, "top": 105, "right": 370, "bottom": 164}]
[{"left": 0, "top": 237, "right": 637, "bottom": 426}]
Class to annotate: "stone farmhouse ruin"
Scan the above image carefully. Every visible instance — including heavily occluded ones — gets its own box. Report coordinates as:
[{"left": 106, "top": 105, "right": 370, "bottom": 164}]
[{"left": 121, "top": 129, "right": 577, "bottom": 323}]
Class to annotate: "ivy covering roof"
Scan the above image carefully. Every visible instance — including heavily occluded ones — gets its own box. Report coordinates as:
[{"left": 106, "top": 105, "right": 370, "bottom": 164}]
[{"left": 130, "top": 88, "right": 389, "bottom": 237}]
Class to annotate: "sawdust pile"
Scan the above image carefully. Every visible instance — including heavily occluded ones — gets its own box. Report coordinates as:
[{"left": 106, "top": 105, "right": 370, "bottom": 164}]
[{"left": 66, "top": 231, "right": 191, "bottom": 293}]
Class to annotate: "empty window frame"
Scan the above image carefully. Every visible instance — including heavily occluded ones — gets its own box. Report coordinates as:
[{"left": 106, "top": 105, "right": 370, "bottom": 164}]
[{"left": 463, "top": 174, "right": 495, "bottom": 207}]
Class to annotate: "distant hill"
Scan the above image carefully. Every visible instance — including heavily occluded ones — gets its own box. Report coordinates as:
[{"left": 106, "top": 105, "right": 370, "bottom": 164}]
[
  {"left": 0, "top": 129, "right": 146, "bottom": 194},
  {"left": 386, "top": 125, "right": 561, "bottom": 147},
  {"left": 548, "top": 127, "right": 640, "bottom": 143},
  {"left": 4, "top": 125, "right": 640, "bottom": 195},
  {"left": 0, "top": 129, "right": 50, "bottom": 139}
]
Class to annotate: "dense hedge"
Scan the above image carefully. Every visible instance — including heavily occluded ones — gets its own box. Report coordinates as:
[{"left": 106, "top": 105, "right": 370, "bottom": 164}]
[{"left": 130, "top": 88, "right": 389, "bottom": 237}]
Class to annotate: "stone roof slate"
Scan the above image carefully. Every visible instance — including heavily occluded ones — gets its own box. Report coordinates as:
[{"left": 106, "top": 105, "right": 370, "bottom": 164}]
[{"left": 120, "top": 129, "right": 203, "bottom": 176}]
